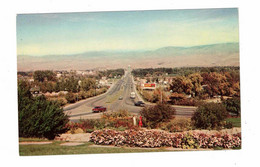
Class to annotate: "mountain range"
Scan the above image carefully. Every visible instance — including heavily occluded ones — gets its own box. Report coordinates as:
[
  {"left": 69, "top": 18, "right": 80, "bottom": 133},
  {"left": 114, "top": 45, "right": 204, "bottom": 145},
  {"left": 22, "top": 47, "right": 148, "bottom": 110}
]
[{"left": 17, "top": 43, "right": 239, "bottom": 71}]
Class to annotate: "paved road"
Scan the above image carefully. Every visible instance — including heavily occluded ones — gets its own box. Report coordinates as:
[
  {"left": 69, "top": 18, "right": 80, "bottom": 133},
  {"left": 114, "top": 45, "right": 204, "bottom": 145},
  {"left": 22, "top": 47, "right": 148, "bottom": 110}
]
[
  {"left": 64, "top": 71, "right": 143, "bottom": 120},
  {"left": 64, "top": 70, "right": 197, "bottom": 121}
]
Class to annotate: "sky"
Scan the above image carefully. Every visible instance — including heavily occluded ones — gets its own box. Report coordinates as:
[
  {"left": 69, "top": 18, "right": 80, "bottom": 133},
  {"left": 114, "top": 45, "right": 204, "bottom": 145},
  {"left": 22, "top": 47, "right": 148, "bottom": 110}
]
[{"left": 17, "top": 8, "right": 239, "bottom": 56}]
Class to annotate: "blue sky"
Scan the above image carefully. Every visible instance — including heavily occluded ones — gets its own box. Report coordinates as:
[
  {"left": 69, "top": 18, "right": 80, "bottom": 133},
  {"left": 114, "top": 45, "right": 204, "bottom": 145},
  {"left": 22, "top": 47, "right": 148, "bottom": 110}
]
[{"left": 17, "top": 8, "right": 239, "bottom": 56}]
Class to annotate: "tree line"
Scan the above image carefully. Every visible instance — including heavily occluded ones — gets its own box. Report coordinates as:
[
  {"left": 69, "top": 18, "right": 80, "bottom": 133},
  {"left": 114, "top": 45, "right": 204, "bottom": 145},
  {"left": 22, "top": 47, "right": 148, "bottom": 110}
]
[{"left": 132, "top": 66, "right": 239, "bottom": 77}]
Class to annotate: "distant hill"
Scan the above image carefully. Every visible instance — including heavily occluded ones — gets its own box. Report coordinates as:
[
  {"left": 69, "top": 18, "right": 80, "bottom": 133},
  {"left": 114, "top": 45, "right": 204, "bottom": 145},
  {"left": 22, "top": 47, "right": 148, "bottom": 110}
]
[{"left": 17, "top": 43, "right": 239, "bottom": 71}]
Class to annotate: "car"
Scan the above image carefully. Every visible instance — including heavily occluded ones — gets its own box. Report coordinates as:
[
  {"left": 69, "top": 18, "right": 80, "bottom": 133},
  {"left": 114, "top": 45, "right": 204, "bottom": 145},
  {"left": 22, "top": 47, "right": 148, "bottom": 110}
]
[
  {"left": 134, "top": 101, "right": 145, "bottom": 107},
  {"left": 92, "top": 106, "right": 107, "bottom": 113},
  {"left": 119, "top": 96, "right": 123, "bottom": 100},
  {"left": 130, "top": 92, "right": 136, "bottom": 99}
]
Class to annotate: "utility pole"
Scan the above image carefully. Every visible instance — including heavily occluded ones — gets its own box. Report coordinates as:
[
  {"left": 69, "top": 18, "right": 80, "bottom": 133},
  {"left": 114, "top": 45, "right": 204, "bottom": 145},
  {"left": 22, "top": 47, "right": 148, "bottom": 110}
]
[{"left": 161, "top": 85, "right": 163, "bottom": 103}]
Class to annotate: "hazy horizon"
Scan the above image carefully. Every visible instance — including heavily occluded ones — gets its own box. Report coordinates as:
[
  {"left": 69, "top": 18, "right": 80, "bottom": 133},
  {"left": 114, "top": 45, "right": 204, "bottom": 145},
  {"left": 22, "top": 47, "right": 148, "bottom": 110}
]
[
  {"left": 17, "top": 8, "right": 239, "bottom": 56},
  {"left": 17, "top": 42, "right": 239, "bottom": 57},
  {"left": 17, "top": 42, "right": 240, "bottom": 71}
]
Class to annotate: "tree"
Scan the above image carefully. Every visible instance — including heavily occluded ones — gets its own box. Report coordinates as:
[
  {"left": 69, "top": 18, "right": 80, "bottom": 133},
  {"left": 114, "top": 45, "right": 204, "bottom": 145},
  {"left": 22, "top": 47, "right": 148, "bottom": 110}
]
[
  {"left": 169, "top": 92, "right": 185, "bottom": 104},
  {"left": 223, "top": 97, "right": 240, "bottom": 116},
  {"left": 201, "top": 72, "right": 228, "bottom": 97},
  {"left": 142, "top": 91, "right": 154, "bottom": 102},
  {"left": 170, "top": 76, "right": 193, "bottom": 95},
  {"left": 65, "top": 92, "right": 76, "bottom": 103},
  {"left": 65, "top": 76, "right": 78, "bottom": 93},
  {"left": 18, "top": 82, "right": 69, "bottom": 139},
  {"left": 188, "top": 73, "right": 203, "bottom": 96},
  {"left": 152, "top": 88, "right": 167, "bottom": 103},
  {"left": 34, "top": 70, "right": 56, "bottom": 82},
  {"left": 191, "top": 102, "right": 228, "bottom": 129},
  {"left": 140, "top": 103, "right": 176, "bottom": 128},
  {"left": 81, "top": 78, "right": 96, "bottom": 92}
]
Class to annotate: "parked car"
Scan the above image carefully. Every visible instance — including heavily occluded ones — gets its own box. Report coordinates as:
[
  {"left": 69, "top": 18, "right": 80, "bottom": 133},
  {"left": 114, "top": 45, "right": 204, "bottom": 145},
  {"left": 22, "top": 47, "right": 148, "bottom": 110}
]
[
  {"left": 92, "top": 106, "right": 107, "bottom": 113},
  {"left": 134, "top": 101, "right": 145, "bottom": 107},
  {"left": 119, "top": 96, "right": 123, "bottom": 100}
]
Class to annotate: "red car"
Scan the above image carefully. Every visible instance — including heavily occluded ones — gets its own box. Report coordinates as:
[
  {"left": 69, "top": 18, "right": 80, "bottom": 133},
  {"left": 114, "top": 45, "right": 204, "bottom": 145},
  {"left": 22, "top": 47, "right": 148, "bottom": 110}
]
[{"left": 92, "top": 106, "right": 107, "bottom": 113}]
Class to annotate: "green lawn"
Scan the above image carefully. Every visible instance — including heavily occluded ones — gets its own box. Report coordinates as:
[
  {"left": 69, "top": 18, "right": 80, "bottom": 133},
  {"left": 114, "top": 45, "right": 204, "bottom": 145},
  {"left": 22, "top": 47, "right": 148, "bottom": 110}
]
[
  {"left": 225, "top": 117, "right": 241, "bottom": 127},
  {"left": 19, "top": 140, "right": 168, "bottom": 156}
]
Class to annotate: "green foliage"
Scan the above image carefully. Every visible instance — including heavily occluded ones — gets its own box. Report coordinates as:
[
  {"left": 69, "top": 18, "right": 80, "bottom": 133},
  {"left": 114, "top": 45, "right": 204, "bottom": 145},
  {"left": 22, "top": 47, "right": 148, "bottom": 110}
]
[
  {"left": 170, "top": 76, "right": 193, "bottom": 95},
  {"left": 225, "top": 117, "right": 241, "bottom": 127},
  {"left": 142, "top": 91, "right": 154, "bottom": 102},
  {"left": 142, "top": 89, "right": 167, "bottom": 103},
  {"left": 181, "top": 133, "right": 199, "bottom": 149},
  {"left": 98, "top": 69, "right": 125, "bottom": 79},
  {"left": 223, "top": 97, "right": 240, "bottom": 116},
  {"left": 103, "top": 109, "right": 131, "bottom": 119},
  {"left": 140, "top": 103, "right": 176, "bottom": 128},
  {"left": 81, "top": 78, "right": 96, "bottom": 92},
  {"left": 65, "top": 76, "right": 79, "bottom": 93},
  {"left": 78, "top": 91, "right": 87, "bottom": 99},
  {"left": 65, "top": 92, "right": 76, "bottom": 103},
  {"left": 18, "top": 82, "right": 69, "bottom": 139},
  {"left": 224, "top": 121, "right": 233, "bottom": 129},
  {"left": 132, "top": 66, "right": 239, "bottom": 78},
  {"left": 33, "top": 70, "right": 56, "bottom": 82},
  {"left": 191, "top": 102, "right": 228, "bottom": 130},
  {"left": 97, "top": 87, "right": 108, "bottom": 94},
  {"left": 133, "top": 67, "right": 240, "bottom": 99},
  {"left": 161, "top": 118, "right": 192, "bottom": 132},
  {"left": 56, "top": 98, "right": 67, "bottom": 106},
  {"left": 188, "top": 73, "right": 203, "bottom": 96}
]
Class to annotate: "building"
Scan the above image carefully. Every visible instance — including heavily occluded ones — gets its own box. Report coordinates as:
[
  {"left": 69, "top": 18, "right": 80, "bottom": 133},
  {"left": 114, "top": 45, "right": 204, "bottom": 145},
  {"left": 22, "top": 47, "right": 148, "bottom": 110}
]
[
  {"left": 141, "top": 83, "right": 156, "bottom": 90},
  {"left": 29, "top": 86, "right": 41, "bottom": 97}
]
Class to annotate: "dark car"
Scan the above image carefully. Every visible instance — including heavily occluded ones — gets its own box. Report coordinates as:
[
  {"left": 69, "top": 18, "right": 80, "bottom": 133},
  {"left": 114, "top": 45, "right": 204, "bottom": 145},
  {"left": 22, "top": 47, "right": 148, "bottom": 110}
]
[
  {"left": 134, "top": 101, "right": 145, "bottom": 107},
  {"left": 92, "top": 106, "right": 107, "bottom": 113}
]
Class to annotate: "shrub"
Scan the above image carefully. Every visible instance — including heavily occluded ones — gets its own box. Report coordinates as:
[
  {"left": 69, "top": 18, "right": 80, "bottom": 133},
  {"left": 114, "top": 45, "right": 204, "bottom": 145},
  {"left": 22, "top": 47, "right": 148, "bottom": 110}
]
[
  {"left": 191, "top": 102, "right": 228, "bottom": 130},
  {"left": 174, "top": 98, "right": 196, "bottom": 106},
  {"left": 114, "top": 119, "right": 134, "bottom": 128},
  {"left": 223, "top": 97, "right": 240, "bottom": 116},
  {"left": 56, "top": 98, "right": 67, "bottom": 106},
  {"left": 93, "top": 119, "right": 106, "bottom": 130},
  {"left": 18, "top": 83, "right": 69, "bottom": 140},
  {"left": 224, "top": 121, "right": 233, "bottom": 129},
  {"left": 181, "top": 132, "right": 199, "bottom": 149},
  {"left": 66, "top": 112, "right": 136, "bottom": 133},
  {"left": 78, "top": 91, "right": 87, "bottom": 99},
  {"left": 87, "top": 89, "right": 96, "bottom": 97},
  {"left": 102, "top": 109, "right": 131, "bottom": 119},
  {"left": 65, "top": 120, "right": 96, "bottom": 133},
  {"left": 140, "top": 103, "right": 176, "bottom": 128},
  {"left": 74, "top": 128, "right": 84, "bottom": 134},
  {"left": 97, "top": 87, "right": 108, "bottom": 95},
  {"left": 142, "top": 91, "right": 154, "bottom": 102},
  {"left": 79, "top": 119, "right": 96, "bottom": 130},
  {"left": 102, "top": 110, "right": 134, "bottom": 129},
  {"left": 65, "top": 92, "right": 76, "bottom": 103},
  {"left": 161, "top": 118, "right": 192, "bottom": 132}
]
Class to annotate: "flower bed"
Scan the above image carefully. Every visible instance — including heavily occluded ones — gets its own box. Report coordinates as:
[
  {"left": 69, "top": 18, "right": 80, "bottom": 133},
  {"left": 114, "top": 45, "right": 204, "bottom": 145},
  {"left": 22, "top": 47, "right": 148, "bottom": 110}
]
[{"left": 90, "top": 129, "right": 241, "bottom": 149}]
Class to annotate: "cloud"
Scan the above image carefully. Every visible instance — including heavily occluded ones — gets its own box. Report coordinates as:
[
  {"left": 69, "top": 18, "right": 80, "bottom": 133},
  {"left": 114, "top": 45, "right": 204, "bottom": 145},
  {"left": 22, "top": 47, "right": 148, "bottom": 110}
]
[{"left": 17, "top": 9, "right": 239, "bottom": 56}]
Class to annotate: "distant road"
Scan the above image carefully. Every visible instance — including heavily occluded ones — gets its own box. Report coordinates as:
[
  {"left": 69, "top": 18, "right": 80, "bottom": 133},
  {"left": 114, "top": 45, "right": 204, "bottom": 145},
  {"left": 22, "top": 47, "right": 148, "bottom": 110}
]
[
  {"left": 64, "top": 71, "right": 143, "bottom": 120},
  {"left": 63, "top": 70, "right": 196, "bottom": 121}
]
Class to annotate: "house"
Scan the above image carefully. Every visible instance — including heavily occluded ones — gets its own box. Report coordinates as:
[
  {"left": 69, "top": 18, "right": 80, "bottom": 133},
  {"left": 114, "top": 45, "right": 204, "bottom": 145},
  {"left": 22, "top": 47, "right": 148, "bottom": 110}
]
[
  {"left": 28, "top": 78, "right": 34, "bottom": 83},
  {"left": 56, "top": 73, "right": 62, "bottom": 78},
  {"left": 29, "top": 86, "right": 41, "bottom": 97},
  {"left": 99, "top": 79, "right": 108, "bottom": 86}
]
